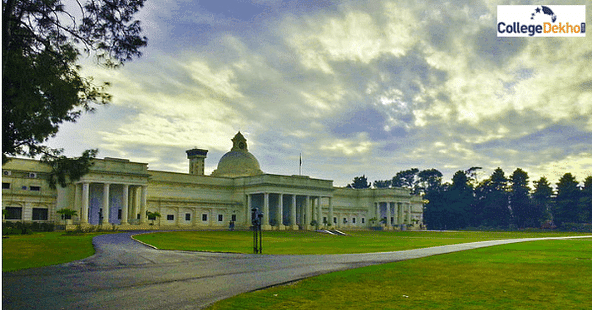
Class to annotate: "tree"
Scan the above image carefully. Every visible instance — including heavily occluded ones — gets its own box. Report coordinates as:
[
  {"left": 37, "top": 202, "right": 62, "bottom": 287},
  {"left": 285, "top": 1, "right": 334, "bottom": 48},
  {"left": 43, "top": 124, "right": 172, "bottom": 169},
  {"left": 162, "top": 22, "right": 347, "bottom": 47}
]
[
  {"left": 56, "top": 208, "right": 78, "bottom": 223},
  {"left": 146, "top": 211, "right": 161, "bottom": 225},
  {"left": 373, "top": 179, "right": 391, "bottom": 188},
  {"left": 509, "top": 168, "right": 534, "bottom": 228},
  {"left": 417, "top": 168, "right": 443, "bottom": 195},
  {"left": 532, "top": 176, "right": 554, "bottom": 225},
  {"left": 445, "top": 170, "right": 473, "bottom": 229},
  {"left": 581, "top": 176, "right": 592, "bottom": 222},
  {"left": 465, "top": 166, "right": 483, "bottom": 187},
  {"left": 419, "top": 169, "right": 445, "bottom": 230},
  {"left": 474, "top": 168, "right": 510, "bottom": 228},
  {"left": 554, "top": 173, "right": 582, "bottom": 225},
  {"left": 392, "top": 168, "right": 419, "bottom": 193},
  {"left": 3, "top": 0, "right": 147, "bottom": 185},
  {"left": 347, "top": 175, "right": 370, "bottom": 189}
]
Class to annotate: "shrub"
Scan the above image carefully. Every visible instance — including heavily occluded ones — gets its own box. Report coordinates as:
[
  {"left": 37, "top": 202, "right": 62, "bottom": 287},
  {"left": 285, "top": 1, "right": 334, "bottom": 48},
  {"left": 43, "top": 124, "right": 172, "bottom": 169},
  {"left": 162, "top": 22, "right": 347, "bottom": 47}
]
[{"left": 2, "top": 222, "right": 54, "bottom": 235}]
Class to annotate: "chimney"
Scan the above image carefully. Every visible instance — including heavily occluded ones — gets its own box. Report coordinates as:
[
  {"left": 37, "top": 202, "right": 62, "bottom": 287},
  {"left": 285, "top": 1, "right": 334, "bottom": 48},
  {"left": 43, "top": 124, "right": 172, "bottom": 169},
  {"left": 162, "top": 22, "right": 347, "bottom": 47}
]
[{"left": 186, "top": 148, "right": 208, "bottom": 175}]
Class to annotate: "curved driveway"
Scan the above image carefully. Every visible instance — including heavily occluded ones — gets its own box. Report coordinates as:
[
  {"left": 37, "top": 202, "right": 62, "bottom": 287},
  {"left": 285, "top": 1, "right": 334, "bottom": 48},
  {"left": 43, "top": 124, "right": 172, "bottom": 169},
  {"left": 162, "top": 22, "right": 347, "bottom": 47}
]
[{"left": 3, "top": 232, "right": 591, "bottom": 309}]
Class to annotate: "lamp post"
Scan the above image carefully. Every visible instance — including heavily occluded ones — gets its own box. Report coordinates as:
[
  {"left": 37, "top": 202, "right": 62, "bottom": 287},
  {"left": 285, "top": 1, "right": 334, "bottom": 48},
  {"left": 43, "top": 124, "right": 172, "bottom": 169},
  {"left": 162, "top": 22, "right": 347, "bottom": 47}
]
[{"left": 251, "top": 208, "right": 263, "bottom": 254}]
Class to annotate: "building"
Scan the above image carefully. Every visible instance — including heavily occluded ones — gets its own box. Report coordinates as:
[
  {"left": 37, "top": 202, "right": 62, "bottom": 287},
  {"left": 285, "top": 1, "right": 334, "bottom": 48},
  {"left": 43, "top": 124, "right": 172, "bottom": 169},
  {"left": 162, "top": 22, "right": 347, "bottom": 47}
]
[{"left": 2, "top": 133, "right": 424, "bottom": 230}]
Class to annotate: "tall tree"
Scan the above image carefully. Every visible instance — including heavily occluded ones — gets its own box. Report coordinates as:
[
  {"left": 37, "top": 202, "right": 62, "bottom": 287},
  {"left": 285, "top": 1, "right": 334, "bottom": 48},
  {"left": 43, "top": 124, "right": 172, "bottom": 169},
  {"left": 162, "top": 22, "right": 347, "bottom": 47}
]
[
  {"left": 417, "top": 168, "right": 443, "bottom": 195},
  {"left": 392, "top": 168, "right": 419, "bottom": 193},
  {"left": 474, "top": 168, "right": 510, "bottom": 228},
  {"left": 347, "top": 175, "right": 371, "bottom": 189},
  {"left": 419, "top": 169, "right": 445, "bottom": 230},
  {"left": 509, "top": 168, "right": 534, "bottom": 228},
  {"left": 465, "top": 166, "right": 483, "bottom": 187},
  {"left": 554, "top": 173, "right": 581, "bottom": 226},
  {"left": 3, "top": 0, "right": 147, "bottom": 186},
  {"left": 445, "top": 170, "right": 473, "bottom": 229},
  {"left": 581, "top": 176, "right": 592, "bottom": 222},
  {"left": 532, "top": 176, "right": 554, "bottom": 225}
]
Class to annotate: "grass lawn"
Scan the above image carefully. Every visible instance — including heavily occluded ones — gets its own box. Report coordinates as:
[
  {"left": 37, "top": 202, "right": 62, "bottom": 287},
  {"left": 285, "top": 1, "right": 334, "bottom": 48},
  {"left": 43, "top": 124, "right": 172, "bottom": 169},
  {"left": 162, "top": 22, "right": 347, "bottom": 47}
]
[
  {"left": 2, "top": 232, "right": 103, "bottom": 272},
  {"left": 133, "top": 230, "right": 589, "bottom": 255},
  {"left": 207, "top": 238, "right": 592, "bottom": 310}
]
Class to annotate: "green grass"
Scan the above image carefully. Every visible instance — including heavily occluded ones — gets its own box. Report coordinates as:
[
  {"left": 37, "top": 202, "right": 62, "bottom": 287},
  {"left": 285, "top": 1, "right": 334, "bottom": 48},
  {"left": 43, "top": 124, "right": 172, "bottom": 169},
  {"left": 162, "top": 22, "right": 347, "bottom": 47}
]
[
  {"left": 207, "top": 238, "right": 592, "bottom": 310},
  {"left": 2, "top": 232, "right": 103, "bottom": 272},
  {"left": 134, "top": 230, "right": 589, "bottom": 255}
]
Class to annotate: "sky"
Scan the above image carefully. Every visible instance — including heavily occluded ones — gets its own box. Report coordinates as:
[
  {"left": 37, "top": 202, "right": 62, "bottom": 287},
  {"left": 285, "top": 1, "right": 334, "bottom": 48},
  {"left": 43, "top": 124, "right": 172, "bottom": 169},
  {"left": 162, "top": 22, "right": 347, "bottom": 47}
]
[{"left": 47, "top": 0, "right": 592, "bottom": 187}]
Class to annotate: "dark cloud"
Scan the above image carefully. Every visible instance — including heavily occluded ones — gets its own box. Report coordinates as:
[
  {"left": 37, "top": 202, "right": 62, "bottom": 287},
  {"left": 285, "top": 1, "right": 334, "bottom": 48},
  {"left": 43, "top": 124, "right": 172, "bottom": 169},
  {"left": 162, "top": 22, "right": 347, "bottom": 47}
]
[
  {"left": 326, "top": 107, "right": 393, "bottom": 140},
  {"left": 473, "top": 30, "right": 527, "bottom": 66}
]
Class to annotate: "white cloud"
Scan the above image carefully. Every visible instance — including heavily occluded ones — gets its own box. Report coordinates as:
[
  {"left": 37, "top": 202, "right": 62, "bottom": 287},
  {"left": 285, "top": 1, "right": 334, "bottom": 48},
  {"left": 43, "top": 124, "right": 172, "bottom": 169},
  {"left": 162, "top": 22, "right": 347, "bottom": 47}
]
[{"left": 45, "top": 0, "right": 592, "bottom": 185}]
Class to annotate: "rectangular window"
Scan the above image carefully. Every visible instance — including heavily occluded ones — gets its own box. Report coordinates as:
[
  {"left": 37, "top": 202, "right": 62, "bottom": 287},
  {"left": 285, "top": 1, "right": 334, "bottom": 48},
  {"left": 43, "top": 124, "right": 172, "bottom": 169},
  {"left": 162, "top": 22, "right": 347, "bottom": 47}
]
[
  {"left": 362, "top": 218, "right": 366, "bottom": 224},
  {"left": 352, "top": 217, "right": 356, "bottom": 224},
  {"left": 2, "top": 183, "right": 10, "bottom": 189},
  {"left": 323, "top": 216, "right": 327, "bottom": 224},
  {"left": 185, "top": 213, "right": 191, "bottom": 221},
  {"left": 343, "top": 217, "right": 347, "bottom": 224},
  {"left": 333, "top": 217, "right": 337, "bottom": 224},
  {"left": 202, "top": 214, "right": 208, "bottom": 221},
  {"left": 29, "top": 186, "right": 41, "bottom": 191},
  {"left": 231, "top": 214, "right": 237, "bottom": 222},
  {"left": 32, "top": 208, "right": 48, "bottom": 220},
  {"left": 118, "top": 209, "right": 122, "bottom": 220},
  {"left": 167, "top": 214, "right": 174, "bottom": 221},
  {"left": 5, "top": 207, "right": 22, "bottom": 220},
  {"left": 218, "top": 214, "right": 223, "bottom": 222}
]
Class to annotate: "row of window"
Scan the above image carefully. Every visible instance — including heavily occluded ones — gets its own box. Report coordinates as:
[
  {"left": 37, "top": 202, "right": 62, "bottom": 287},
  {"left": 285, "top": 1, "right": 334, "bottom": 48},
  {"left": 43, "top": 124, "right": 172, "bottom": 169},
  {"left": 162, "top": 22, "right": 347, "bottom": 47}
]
[
  {"left": 322, "top": 217, "right": 366, "bottom": 224},
  {"left": 164, "top": 213, "right": 237, "bottom": 222},
  {"left": 4, "top": 207, "right": 48, "bottom": 220},
  {"left": 2, "top": 183, "right": 41, "bottom": 191}
]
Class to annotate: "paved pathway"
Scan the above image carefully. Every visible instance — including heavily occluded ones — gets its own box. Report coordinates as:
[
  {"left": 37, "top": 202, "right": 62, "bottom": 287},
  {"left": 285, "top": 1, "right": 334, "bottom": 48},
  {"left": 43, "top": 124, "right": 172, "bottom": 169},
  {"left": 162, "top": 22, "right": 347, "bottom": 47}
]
[{"left": 3, "top": 232, "right": 590, "bottom": 310}]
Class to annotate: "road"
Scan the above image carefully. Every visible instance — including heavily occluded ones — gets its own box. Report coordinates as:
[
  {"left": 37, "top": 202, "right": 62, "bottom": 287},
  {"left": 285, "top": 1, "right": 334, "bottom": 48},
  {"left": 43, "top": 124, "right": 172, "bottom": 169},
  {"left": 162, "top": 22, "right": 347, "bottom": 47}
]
[{"left": 3, "top": 232, "right": 590, "bottom": 309}]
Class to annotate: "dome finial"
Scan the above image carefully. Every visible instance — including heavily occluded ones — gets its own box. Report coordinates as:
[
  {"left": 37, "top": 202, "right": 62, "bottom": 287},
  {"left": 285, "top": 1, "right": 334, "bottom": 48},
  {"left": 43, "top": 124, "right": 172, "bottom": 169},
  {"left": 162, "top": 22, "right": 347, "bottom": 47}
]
[{"left": 231, "top": 131, "right": 248, "bottom": 152}]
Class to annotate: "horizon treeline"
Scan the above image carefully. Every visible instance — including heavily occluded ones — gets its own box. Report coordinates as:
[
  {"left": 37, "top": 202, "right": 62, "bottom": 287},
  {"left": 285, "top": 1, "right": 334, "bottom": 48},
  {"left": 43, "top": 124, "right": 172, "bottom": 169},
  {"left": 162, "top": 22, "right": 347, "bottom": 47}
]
[{"left": 347, "top": 168, "right": 592, "bottom": 230}]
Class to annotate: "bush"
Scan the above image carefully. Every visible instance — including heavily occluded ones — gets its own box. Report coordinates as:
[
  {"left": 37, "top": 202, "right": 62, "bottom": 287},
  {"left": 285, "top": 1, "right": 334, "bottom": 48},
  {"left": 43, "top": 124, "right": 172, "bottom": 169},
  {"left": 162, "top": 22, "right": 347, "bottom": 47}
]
[
  {"left": 2, "top": 222, "right": 55, "bottom": 235},
  {"left": 559, "top": 223, "right": 592, "bottom": 232}
]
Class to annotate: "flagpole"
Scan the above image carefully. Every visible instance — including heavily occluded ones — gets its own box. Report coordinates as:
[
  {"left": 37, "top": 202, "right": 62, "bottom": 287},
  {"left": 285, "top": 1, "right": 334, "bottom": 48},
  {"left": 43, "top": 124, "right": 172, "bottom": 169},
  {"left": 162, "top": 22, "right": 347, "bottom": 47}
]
[{"left": 299, "top": 153, "right": 302, "bottom": 176}]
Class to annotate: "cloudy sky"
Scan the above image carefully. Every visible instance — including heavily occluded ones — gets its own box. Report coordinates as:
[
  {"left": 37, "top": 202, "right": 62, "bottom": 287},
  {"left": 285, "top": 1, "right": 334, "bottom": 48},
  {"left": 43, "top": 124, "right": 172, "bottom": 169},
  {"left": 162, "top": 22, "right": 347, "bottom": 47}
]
[{"left": 48, "top": 0, "right": 592, "bottom": 187}]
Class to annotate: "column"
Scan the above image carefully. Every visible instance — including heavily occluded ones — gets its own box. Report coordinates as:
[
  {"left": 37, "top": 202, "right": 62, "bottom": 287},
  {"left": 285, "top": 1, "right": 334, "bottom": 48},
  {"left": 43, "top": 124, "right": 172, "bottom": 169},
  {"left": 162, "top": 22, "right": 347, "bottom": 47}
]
[
  {"left": 290, "top": 195, "right": 297, "bottom": 230},
  {"left": 328, "top": 197, "right": 333, "bottom": 229},
  {"left": 129, "top": 186, "right": 137, "bottom": 223},
  {"left": 277, "top": 194, "right": 284, "bottom": 230},
  {"left": 316, "top": 197, "right": 322, "bottom": 227},
  {"left": 102, "top": 183, "right": 110, "bottom": 225},
  {"left": 262, "top": 193, "right": 270, "bottom": 228},
  {"left": 397, "top": 202, "right": 403, "bottom": 225},
  {"left": 139, "top": 186, "right": 147, "bottom": 224},
  {"left": 375, "top": 202, "right": 380, "bottom": 220},
  {"left": 121, "top": 184, "right": 129, "bottom": 225},
  {"left": 388, "top": 202, "right": 394, "bottom": 229},
  {"left": 246, "top": 194, "right": 252, "bottom": 226},
  {"left": 304, "top": 196, "right": 311, "bottom": 229},
  {"left": 74, "top": 183, "right": 81, "bottom": 222},
  {"left": 81, "top": 182, "right": 89, "bottom": 224},
  {"left": 407, "top": 203, "right": 412, "bottom": 224}
]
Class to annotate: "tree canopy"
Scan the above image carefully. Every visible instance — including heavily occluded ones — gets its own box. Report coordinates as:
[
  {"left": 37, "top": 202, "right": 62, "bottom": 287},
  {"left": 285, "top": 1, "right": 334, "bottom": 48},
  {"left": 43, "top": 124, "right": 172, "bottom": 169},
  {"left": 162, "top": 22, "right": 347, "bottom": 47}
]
[
  {"left": 3, "top": 0, "right": 147, "bottom": 187},
  {"left": 347, "top": 175, "right": 371, "bottom": 189}
]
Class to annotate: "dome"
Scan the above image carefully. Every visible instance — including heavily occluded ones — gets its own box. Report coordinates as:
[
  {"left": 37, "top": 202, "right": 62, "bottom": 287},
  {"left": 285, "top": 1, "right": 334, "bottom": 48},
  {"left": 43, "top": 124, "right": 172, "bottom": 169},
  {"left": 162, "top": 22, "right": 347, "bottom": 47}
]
[{"left": 211, "top": 132, "right": 263, "bottom": 177}]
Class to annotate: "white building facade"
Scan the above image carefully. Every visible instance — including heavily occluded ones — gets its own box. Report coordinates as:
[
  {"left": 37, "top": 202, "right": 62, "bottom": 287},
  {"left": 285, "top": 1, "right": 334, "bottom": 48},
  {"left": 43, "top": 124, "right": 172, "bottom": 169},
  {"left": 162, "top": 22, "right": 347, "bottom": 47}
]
[{"left": 2, "top": 133, "right": 424, "bottom": 230}]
